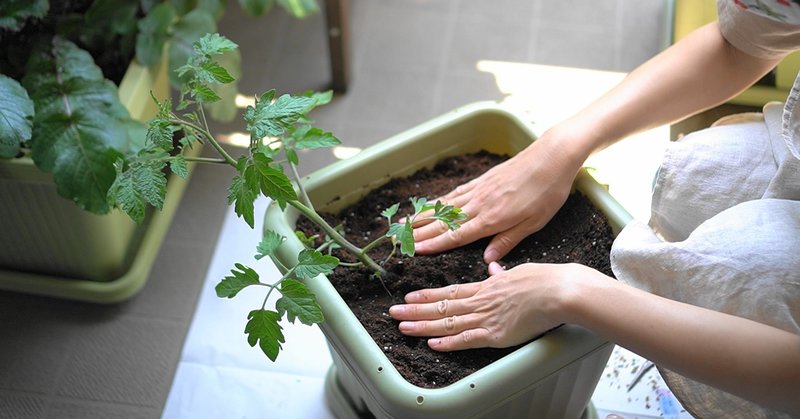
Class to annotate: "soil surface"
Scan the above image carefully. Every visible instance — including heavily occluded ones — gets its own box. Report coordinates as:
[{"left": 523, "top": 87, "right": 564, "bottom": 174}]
[{"left": 297, "top": 151, "right": 615, "bottom": 388}]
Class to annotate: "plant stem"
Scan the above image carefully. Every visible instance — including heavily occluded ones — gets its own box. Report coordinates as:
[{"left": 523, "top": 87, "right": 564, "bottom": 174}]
[
  {"left": 170, "top": 117, "right": 237, "bottom": 166},
  {"left": 290, "top": 200, "right": 387, "bottom": 277},
  {"left": 179, "top": 156, "right": 230, "bottom": 165},
  {"left": 289, "top": 161, "right": 315, "bottom": 211},
  {"left": 362, "top": 236, "right": 389, "bottom": 255}
]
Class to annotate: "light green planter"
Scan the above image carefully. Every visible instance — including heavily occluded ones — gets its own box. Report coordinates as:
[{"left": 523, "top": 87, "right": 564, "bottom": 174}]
[
  {"left": 0, "top": 57, "right": 196, "bottom": 303},
  {"left": 265, "top": 102, "right": 632, "bottom": 419}
]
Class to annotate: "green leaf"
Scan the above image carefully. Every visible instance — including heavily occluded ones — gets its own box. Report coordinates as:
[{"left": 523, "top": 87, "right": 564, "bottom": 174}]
[
  {"left": 197, "top": 60, "right": 235, "bottom": 84},
  {"left": 216, "top": 263, "right": 261, "bottom": 298},
  {"left": 136, "top": 3, "right": 176, "bottom": 66},
  {"left": 285, "top": 147, "right": 299, "bottom": 165},
  {"left": 169, "top": 9, "right": 217, "bottom": 86},
  {"left": 244, "top": 91, "right": 315, "bottom": 139},
  {"left": 293, "top": 249, "right": 338, "bottom": 280},
  {"left": 277, "top": 0, "right": 319, "bottom": 19},
  {"left": 146, "top": 117, "right": 175, "bottom": 150},
  {"left": 189, "top": 81, "right": 222, "bottom": 103},
  {"left": 381, "top": 203, "right": 399, "bottom": 221},
  {"left": 170, "top": 155, "right": 189, "bottom": 179},
  {"left": 256, "top": 230, "right": 285, "bottom": 260},
  {"left": 432, "top": 201, "right": 468, "bottom": 230},
  {"left": 194, "top": 32, "right": 239, "bottom": 56},
  {"left": 294, "top": 230, "right": 317, "bottom": 247},
  {"left": 85, "top": 0, "right": 139, "bottom": 36},
  {"left": 108, "top": 150, "right": 169, "bottom": 223},
  {"left": 203, "top": 48, "right": 241, "bottom": 122},
  {"left": 0, "top": 74, "right": 33, "bottom": 158},
  {"left": 410, "top": 197, "right": 428, "bottom": 214},
  {"left": 276, "top": 279, "right": 324, "bottom": 325},
  {"left": 238, "top": 0, "right": 275, "bottom": 15},
  {"left": 228, "top": 172, "right": 258, "bottom": 228},
  {"left": 252, "top": 152, "right": 297, "bottom": 208},
  {"left": 293, "top": 126, "right": 340, "bottom": 150},
  {"left": 108, "top": 159, "right": 148, "bottom": 224},
  {"left": 23, "top": 38, "right": 139, "bottom": 214},
  {"left": 0, "top": 0, "right": 48, "bottom": 31},
  {"left": 387, "top": 222, "right": 415, "bottom": 256},
  {"left": 245, "top": 309, "right": 285, "bottom": 362}
]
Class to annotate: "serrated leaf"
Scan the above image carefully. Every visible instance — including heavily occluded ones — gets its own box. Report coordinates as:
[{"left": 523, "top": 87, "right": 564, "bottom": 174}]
[
  {"left": 146, "top": 117, "right": 174, "bottom": 150},
  {"left": 23, "top": 38, "right": 139, "bottom": 214},
  {"left": 170, "top": 155, "right": 189, "bottom": 179},
  {"left": 228, "top": 171, "right": 258, "bottom": 228},
  {"left": 197, "top": 60, "right": 235, "bottom": 84},
  {"left": 136, "top": 3, "right": 175, "bottom": 65},
  {"left": 293, "top": 249, "right": 338, "bottom": 280},
  {"left": 410, "top": 197, "right": 428, "bottom": 214},
  {"left": 203, "top": 48, "right": 241, "bottom": 122},
  {"left": 276, "top": 279, "right": 324, "bottom": 325},
  {"left": 108, "top": 150, "right": 169, "bottom": 222},
  {"left": 252, "top": 152, "right": 297, "bottom": 208},
  {"left": 294, "top": 127, "right": 340, "bottom": 150},
  {"left": 0, "top": 0, "right": 48, "bottom": 31},
  {"left": 381, "top": 203, "right": 399, "bottom": 220},
  {"left": 256, "top": 230, "right": 285, "bottom": 260},
  {"left": 245, "top": 91, "right": 315, "bottom": 139},
  {"left": 108, "top": 160, "right": 148, "bottom": 224},
  {"left": 216, "top": 263, "right": 260, "bottom": 298},
  {"left": 189, "top": 81, "right": 222, "bottom": 103},
  {"left": 0, "top": 74, "right": 33, "bottom": 158},
  {"left": 245, "top": 309, "right": 285, "bottom": 362},
  {"left": 194, "top": 32, "right": 239, "bottom": 56},
  {"left": 169, "top": 9, "right": 217, "bottom": 86}
]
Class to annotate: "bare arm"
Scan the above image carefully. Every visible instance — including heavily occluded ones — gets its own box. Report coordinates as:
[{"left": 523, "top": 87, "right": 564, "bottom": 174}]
[
  {"left": 390, "top": 263, "right": 800, "bottom": 415},
  {"left": 413, "top": 22, "right": 786, "bottom": 260}
]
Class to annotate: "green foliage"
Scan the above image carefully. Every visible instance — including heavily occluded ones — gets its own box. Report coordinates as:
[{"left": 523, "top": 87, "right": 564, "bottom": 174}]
[
  {"left": 0, "top": 74, "right": 33, "bottom": 158},
  {"left": 276, "top": 279, "right": 324, "bottom": 324},
  {"left": 110, "top": 31, "right": 466, "bottom": 363},
  {"left": 23, "top": 37, "right": 139, "bottom": 213},
  {"left": 384, "top": 198, "right": 469, "bottom": 256},
  {"left": 0, "top": 0, "right": 47, "bottom": 31},
  {"left": 216, "top": 263, "right": 261, "bottom": 298},
  {"left": 245, "top": 309, "right": 285, "bottom": 362}
]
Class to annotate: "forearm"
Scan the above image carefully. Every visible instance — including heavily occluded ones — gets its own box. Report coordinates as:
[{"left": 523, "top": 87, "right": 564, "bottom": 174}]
[
  {"left": 544, "top": 22, "right": 783, "bottom": 167},
  {"left": 562, "top": 273, "right": 800, "bottom": 414}
]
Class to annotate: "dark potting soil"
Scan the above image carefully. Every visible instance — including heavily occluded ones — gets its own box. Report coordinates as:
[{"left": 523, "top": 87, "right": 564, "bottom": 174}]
[{"left": 297, "top": 151, "right": 615, "bottom": 388}]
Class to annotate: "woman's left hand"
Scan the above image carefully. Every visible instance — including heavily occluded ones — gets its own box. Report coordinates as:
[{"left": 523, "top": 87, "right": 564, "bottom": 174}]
[{"left": 388, "top": 261, "right": 602, "bottom": 351}]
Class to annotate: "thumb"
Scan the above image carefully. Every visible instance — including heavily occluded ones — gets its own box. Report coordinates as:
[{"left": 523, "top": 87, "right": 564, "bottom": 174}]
[
  {"left": 484, "top": 224, "right": 531, "bottom": 263},
  {"left": 488, "top": 261, "right": 506, "bottom": 276}
]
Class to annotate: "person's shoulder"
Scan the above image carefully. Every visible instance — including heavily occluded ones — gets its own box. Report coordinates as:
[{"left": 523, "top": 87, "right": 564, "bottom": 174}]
[
  {"left": 729, "top": 0, "right": 800, "bottom": 25},
  {"left": 718, "top": 0, "right": 800, "bottom": 59}
]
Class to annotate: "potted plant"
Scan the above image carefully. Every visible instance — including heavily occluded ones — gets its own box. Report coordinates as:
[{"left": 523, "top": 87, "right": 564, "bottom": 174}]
[
  {"left": 110, "top": 33, "right": 631, "bottom": 417},
  {"left": 0, "top": 0, "right": 318, "bottom": 302}
]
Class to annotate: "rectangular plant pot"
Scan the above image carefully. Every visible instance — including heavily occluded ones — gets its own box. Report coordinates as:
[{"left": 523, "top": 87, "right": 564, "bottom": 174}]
[
  {"left": 265, "top": 102, "right": 631, "bottom": 419},
  {"left": 0, "top": 56, "right": 197, "bottom": 303}
]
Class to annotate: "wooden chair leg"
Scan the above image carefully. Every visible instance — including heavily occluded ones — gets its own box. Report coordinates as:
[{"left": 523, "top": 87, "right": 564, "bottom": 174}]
[{"left": 325, "top": 0, "right": 350, "bottom": 93}]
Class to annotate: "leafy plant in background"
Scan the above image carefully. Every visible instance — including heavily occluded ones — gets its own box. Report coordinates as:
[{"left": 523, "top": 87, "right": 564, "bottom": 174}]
[
  {"left": 0, "top": 0, "right": 318, "bottom": 214},
  {"left": 110, "top": 33, "right": 467, "bottom": 361}
]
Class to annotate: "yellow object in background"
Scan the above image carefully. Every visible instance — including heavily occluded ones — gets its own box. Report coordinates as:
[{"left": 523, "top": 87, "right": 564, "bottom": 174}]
[{"left": 672, "top": 0, "right": 800, "bottom": 106}]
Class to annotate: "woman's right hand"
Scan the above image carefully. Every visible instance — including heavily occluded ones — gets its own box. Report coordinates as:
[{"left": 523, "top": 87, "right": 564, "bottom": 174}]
[{"left": 413, "top": 129, "right": 585, "bottom": 263}]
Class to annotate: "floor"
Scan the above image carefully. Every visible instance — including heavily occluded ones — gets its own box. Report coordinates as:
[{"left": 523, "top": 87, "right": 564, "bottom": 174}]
[{"left": 0, "top": 1, "right": 675, "bottom": 418}]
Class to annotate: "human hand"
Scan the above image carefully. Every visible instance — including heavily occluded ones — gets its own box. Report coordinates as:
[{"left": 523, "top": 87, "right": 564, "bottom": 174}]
[
  {"left": 412, "top": 135, "right": 583, "bottom": 263},
  {"left": 388, "top": 261, "right": 600, "bottom": 351}
]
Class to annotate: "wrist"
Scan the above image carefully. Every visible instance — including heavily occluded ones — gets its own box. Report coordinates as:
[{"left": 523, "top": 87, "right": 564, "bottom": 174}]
[{"left": 554, "top": 264, "right": 617, "bottom": 327}]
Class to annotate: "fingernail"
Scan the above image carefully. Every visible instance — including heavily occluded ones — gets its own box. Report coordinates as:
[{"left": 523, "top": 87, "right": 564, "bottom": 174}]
[
  {"left": 399, "top": 322, "right": 413, "bottom": 332},
  {"left": 405, "top": 291, "right": 420, "bottom": 302},
  {"left": 428, "top": 338, "right": 441, "bottom": 347},
  {"left": 484, "top": 249, "right": 498, "bottom": 263}
]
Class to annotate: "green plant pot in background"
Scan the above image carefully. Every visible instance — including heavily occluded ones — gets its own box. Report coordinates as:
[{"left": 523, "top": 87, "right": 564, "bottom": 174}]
[
  {"left": 264, "top": 102, "right": 632, "bottom": 419},
  {"left": 0, "top": 58, "right": 196, "bottom": 303}
]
